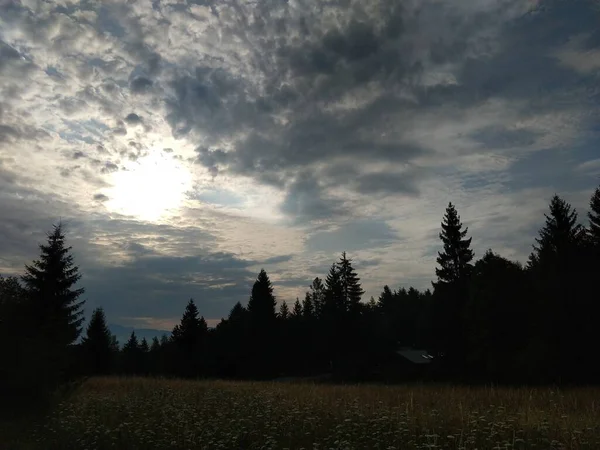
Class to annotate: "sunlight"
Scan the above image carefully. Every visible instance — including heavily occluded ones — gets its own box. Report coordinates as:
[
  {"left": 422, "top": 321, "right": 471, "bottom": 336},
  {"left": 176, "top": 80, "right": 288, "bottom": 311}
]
[{"left": 104, "top": 150, "right": 192, "bottom": 221}]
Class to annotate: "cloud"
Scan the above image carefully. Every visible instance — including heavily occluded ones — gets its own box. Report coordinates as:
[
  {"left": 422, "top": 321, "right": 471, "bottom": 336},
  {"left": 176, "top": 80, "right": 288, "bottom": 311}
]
[{"left": 1, "top": 0, "right": 600, "bottom": 328}]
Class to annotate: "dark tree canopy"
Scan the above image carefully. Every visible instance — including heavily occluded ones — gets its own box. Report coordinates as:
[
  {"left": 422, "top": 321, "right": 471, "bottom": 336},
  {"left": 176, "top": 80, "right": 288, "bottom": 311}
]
[
  {"left": 587, "top": 187, "right": 600, "bottom": 246},
  {"left": 21, "top": 224, "right": 85, "bottom": 346},
  {"left": 248, "top": 269, "right": 276, "bottom": 324},
  {"left": 278, "top": 300, "right": 289, "bottom": 320},
  {"left": 81, "top": 307, "right": 114, "bottom": 375},
  {"left": 434, "top": 203, "right": 474, "bottom": 286}
]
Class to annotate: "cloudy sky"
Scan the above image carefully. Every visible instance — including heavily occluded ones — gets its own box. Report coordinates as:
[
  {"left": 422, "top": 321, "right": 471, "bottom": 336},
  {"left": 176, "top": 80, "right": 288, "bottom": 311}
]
[{"left": 1, "top": 0, "right": 600, "bottom": 331}]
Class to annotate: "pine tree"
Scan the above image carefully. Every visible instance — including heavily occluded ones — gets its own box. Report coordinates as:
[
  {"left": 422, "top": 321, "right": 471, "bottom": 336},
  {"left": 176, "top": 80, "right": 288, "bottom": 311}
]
[
  {"left": 228, "top": 301, "right": 248, "bottom": 323},
  {"left": 19, "top": 224, "right": 85, "bottom": 387},
  {"left": 337, "top": 252, "right": 364, "bottom": 314},
  {"left": 323, "top": 264, "right": 343, "bottom": 317},
  {"left": 587, "top": 186, "right": 600, "bottom": 246},
  {"left": 309, "top": 277, "right": 325, "bottom": 318},
  {"left": 434, "top": 203, "right": 474, "bottom": 286},
  {"left": 291, "top": 298, "right": 303, "bottom": 318},
  {"left": 140, "top": 337, "right": 149, "bottom": 353},
  {"left": 81, "top": 307, "right": 114, "bottom": 375},
  {"left": 529, "top": 195, "right": 585, "bottom": 267},
  {"left": 302, "top": 292, "right": 314, "bottom": 319},
  {"left": 279, "top": 301, "right": 289, "bottom": 320},
  {"left": 150, "top": 336, "right": 160, "bottom": 353},
  {"left": 247, "top": 269, "right": 277, "bottom": 324},
  {"left": 172, "top": 299, "right": 207, "bottom": 352},
  {"left": 21, "top": 224, "right": 85, "bottom": 347}
]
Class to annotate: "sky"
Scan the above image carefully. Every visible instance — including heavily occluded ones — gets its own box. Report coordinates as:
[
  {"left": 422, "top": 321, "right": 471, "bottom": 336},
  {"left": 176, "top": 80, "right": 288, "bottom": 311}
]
[{"left": 1, "top": 0, "right": 600, "bottom": 332}]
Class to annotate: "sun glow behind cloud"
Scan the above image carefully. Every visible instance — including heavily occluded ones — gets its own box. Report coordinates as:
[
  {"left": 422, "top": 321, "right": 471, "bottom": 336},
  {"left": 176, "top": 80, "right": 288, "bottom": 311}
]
[{"left": 104, "top": 150, "right": 193, "bottom": 222}]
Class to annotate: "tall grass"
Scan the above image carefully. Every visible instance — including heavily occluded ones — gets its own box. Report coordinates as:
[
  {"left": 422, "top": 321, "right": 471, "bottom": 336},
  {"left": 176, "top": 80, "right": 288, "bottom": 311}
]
[{"left": 5, "top": 377, "right": 600, "bottom": 449}]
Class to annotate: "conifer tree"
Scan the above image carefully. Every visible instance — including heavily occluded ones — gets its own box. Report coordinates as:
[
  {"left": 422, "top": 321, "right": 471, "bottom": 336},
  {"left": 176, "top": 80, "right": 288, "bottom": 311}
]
[
  {"left": 248, "top": 269, "right": 277, "bottom": 324},
  {"left": 81, "top": 307, "right": 114, "bottom": 375},
  {"left": 150, "top": 336, "right": 160, "bottom": 353},
  {"left": 278, "top": 301, "right": 289, "bottom": 320},
  {"left": 302, "top": 292, "right": 314, "bottom": 319},
  {"left": 337, "top": 252, "right": 364, "bottom": 314},
  {"left": 172, "top": 299, "right": 207, "bottom": 352},
  {"left": 323, "top": 264, "right": 343, "bottom": 317},
  {"left": 21, "top": 224, "right": 85, "bottom": 346},
  {"left": 309, "top": 277, "right": 325, "bottom": 318},
  {"left": 140, "top": 337, "right": 149, "bottom": 353},
  {"left": 530, "top": 195, "right": 585, "bottom": 266},
  {"left": 291, "top": 298, "right": 303, "bottom": 318},
  {"left": 434, "top": 203, "right": 474, "bottom": 286},
  {"left": 20, "top": 224, "right": 85, "bottom": 386},
  {"left": 587, "top": 186, "right": 600, "bottom": 246}
]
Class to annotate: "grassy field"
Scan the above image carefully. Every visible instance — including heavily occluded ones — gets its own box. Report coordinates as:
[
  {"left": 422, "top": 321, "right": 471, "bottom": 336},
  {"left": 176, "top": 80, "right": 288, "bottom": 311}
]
[{"left": 3, "top": 377, "right": 600, "bottom": 449}]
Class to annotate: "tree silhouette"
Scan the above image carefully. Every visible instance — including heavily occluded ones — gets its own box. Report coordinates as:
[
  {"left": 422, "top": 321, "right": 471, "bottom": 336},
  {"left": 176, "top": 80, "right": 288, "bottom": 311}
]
[
  {"left": 81, "top": 307, "right": 114, "bottom": 375},
  {"left": 309, "top": 277, "right": 325, "bottom": 318},
  {"left": 278, "top": 300, "right": 289, "bottom": 320},
  {"left": 432, "top": 203, "right": 474, "bottom": 375},
  {"left": 122, "top": 331, "right": 141, "bottom": 375},
  {"left": 587, "top": 186, "right": 600, "bottom": 246},
  {"left": 291, "top": 298, "right": 303, "bottom": 318},
  {"left": 172, "top": 299, "right": 208, "bottom": 377},
  {"left": 434, "top": 203, "right": 474, "bottom": 286},
  {"left": 248, "top": 269, "right": 277, "bottom": 324},
  {"left": 337, "top": 252, "right": 364, "bottom": 315},
  {"left": 20, "top": 224, "right": 85, "bottom": 388},
  {"left": 302, "top": 292, "right": 314, "bottom": 319}
]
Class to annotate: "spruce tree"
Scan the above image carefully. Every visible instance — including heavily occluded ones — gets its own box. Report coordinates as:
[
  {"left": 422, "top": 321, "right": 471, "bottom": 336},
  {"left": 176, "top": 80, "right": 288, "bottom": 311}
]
[
  {"left": 139, "top": 337, "right": 150, "bottom": 353},
  {"left": 279, "top": 301, "right": 289, "bottom": 320},
  {"left": 337, "top": 252, "right": 364, "bottom": 314},
  {"left": 20, "top": 224, "right": 85, "bottom": 386},
  {"left": 247, "top": 269, "right": 277, "bottom": 324},
  {"left": 587, "top": 186, "right": 600, "bottom": 246},
  {"left": 172, "top": 299, "right": 207, "bottom": 352},
  {"left": 302, "top": 292, "right": 314, "bottom": 319},
  {"left": 291, "top": 298, "right": 303, "bottom": 318},
  {"left": 150, "top": 336, "right": 160, "bottom": 353},
  {"left": 323, "top": 264, "right": 343, "bottom": 317},
  {"left": 530, "top": 195, "right": 585, "bottom": 265},
  {"left": 21, "top": 224, "right": 85, "bottom": 347},
  {"left": 309, "top": 277, "right": 325, "bottom": 318},
  {"left": 434, "top": 203, "right": 474, "bottom": 286},
  {"left": 81, "top": 307, "right": 114, "bottom": 375}
]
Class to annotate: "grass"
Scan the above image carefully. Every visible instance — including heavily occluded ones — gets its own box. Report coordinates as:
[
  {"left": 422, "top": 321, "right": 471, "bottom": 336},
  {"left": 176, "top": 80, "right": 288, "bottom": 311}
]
[{"left": 3, "top": 376, "right": 600, "bottom": 449}]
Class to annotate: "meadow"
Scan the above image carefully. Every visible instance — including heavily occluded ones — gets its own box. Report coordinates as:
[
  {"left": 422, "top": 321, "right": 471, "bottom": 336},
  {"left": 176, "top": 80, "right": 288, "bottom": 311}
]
[{"left": 3, "top": 377, "right": 600, "bottom": 449}]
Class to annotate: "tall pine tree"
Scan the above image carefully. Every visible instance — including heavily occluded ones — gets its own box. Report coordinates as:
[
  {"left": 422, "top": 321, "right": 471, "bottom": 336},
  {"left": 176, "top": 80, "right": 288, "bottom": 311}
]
[
  {"left": 81, "top": 307, "right": 114, "bottom": 375},
  {"left": 248, "top": 269, "right": 277, "bottom": 324},
  {"left": 20, "top": 224, "right": 85, "bottom": 386},
  {"left": 278, "top": 301, "right": 289, "bottom": 320},
  {"left": 337, "top": 252, "right": 364, "bottom": 315},
  {"left": 172, "top": 299, "right": 208, "bottom": 377},
  {"left": 434, "top": 203, "right": 474, "bottom": 287},
  {"left": 432, "top": 203, "right": 474, "bottom": 373}
]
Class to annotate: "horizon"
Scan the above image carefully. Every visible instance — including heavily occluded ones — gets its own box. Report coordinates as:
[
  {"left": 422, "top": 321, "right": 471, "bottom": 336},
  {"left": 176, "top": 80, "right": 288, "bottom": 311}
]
[{"left": 2, "top": 0, "right": 600, "bottom": 331}]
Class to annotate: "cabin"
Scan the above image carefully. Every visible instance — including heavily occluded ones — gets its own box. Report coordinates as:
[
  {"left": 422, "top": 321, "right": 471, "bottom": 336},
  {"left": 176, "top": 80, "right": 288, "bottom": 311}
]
[{"left": 374, "top": 346, "right": 435, "bottom": 382}]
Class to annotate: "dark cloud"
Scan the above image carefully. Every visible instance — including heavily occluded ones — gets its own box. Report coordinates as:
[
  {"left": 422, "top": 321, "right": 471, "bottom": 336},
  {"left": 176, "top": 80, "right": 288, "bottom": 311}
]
[
  {"left": 100, "top": 162, "right": 119, "bottom": 174},
  {"left": 130, "top": 76, "right": 153, "bottom": 93},
  {"left": 73, "top": 151, "right": 87, "bottom": 159},
  {"left": 93, "top": 193, "right": 109, "bottom": 202},
  {"left": 124, "top": 113, "right": 142, "bottom": 125}
]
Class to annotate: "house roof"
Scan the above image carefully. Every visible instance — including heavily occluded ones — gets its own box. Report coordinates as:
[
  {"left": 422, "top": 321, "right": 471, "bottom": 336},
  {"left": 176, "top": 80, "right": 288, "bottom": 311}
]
[{"left": 396, "top": 348, "right": 433, "bottom": 364}]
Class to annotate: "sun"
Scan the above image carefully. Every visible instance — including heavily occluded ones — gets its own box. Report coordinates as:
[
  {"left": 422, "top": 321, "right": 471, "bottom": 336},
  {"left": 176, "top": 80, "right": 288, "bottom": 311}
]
[{"left": 104, "top": 150, "right": 193, "bottom": 221}]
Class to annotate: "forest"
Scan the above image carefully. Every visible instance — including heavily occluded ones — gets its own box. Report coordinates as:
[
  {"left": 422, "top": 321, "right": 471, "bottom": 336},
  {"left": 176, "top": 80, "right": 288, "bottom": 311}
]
[{"left": 1, "top": 185, "right": 600, "bottom": 408}]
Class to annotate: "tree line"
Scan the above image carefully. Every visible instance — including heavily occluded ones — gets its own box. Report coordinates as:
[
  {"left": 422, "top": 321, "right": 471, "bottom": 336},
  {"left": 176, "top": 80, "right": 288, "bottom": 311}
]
[{"left": 2, "top": 185, "right": 600, "bottom": 405}]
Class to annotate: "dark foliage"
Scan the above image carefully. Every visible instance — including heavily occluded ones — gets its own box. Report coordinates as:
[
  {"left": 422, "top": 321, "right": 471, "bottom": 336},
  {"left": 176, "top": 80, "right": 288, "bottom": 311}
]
[{"left": 3, "top": 185, "right": 600, "bottom": 405}]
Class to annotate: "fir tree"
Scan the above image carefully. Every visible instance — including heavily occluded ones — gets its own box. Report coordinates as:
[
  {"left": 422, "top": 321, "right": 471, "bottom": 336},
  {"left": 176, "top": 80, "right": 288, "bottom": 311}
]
[
  {"left": 529, "top": 195, "right": 585, "bottom": 267},
  {"left": 302, "top": 292, "right": 314, "bottom": 319},
  {"left": 81, "top": 307, "right": 114, "bottom": 375},
  {"left": 309, "top": 277, "right": 325, "bottom": 318},
  {"left": 247, "top": 269, "right": 276, "bottom": 324},
  {"left": 21, "top": 224, "right": 85, "bottom": 347},
  {"left": 587, "top": 186, "right": 600, "bottom": 246},
  {"left": 291, "top": 298, "right": 303, "bottom": 318},
  {"left": 122, "top": 331, "right": 141, "bottom": 375},
  {"left": 140, "top": 337, "right": 150, "bottom": 353},
  {"left": 150, "top": 336, "right": 160, "bottom": 353},
  {"left": 172, "top": 299, "right": 207, "bottom": 352},
  {"left": 323, "top": 264, "right": 343, "bottom": 317},
  {"left": 337, "top": 252, "right": 364, "bottom": 314},
  {"left": 279, "top": 301, "right": 289, "bottom": 320},
  {"left": 434, "top": 203, "right": 474, "bottom": 286}
]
